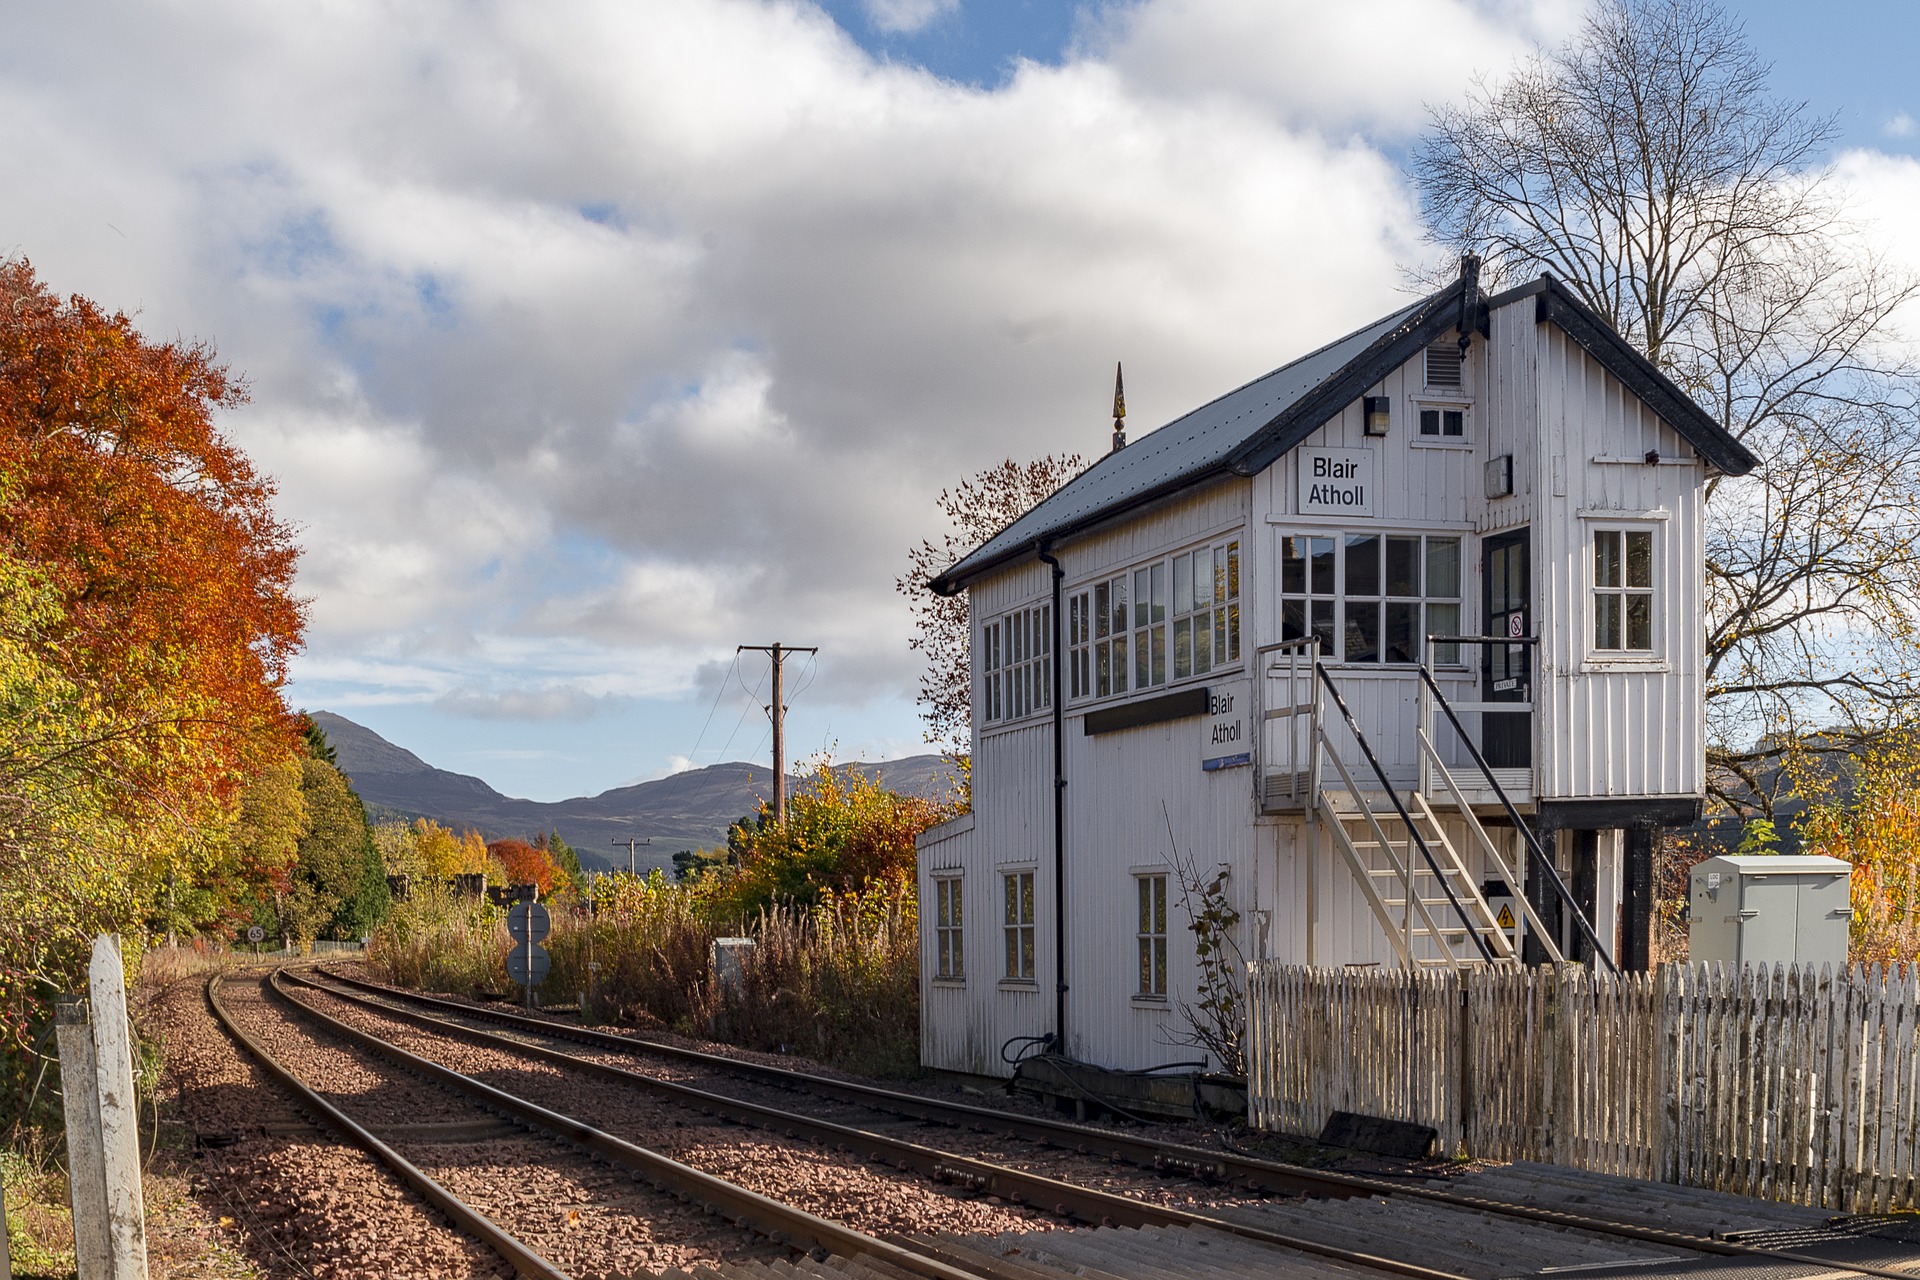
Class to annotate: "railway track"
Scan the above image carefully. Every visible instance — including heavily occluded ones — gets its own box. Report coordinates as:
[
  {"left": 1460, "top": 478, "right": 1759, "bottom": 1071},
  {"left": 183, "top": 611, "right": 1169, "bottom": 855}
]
[
  {"left": 300, "top": 964, "right": 1920, "bottom": 1280},
  {"left": 211, "top": 967, "right": 1037, "bottom": 1280},
  {"left": 226, "top": 964, "right": 1561, "bottom": 1280}
]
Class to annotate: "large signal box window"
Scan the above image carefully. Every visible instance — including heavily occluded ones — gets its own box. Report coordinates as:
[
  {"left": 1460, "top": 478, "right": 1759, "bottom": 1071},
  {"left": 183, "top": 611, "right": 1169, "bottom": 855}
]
[{"left": 1280, "top": 533, "right": 1462, "bottom": 664}]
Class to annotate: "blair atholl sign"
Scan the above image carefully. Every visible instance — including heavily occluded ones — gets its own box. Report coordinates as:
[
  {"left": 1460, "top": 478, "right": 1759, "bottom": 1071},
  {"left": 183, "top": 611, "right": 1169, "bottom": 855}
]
[{"left": 1299, "top": 447, "right": 1374, "bottom": 516}]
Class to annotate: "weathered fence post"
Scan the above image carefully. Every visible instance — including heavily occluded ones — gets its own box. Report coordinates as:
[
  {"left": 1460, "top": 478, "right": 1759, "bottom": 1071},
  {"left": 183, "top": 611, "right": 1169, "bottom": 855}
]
[
  {"left": 89, "top": 936, "right": 148, "bottom": 1279},
  {"left": 57, "top": 936, "right": 149, "bottom": 1280}
]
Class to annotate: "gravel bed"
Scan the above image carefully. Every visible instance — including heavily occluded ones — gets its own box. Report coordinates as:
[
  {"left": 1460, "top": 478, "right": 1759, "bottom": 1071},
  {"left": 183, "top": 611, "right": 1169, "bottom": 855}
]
[
  {"left": 328, "top": 962, "right": 1446, "bottom": 1178},
  {"left": 303, "top": 973, "right": 1299, "bottom": 1217},
  {"left": 148, "top": 971, "right": 505, "bottom": 1278},
  {"left": 231, "top": 971, "right": 810, "bottom": 1277},
  {"left": 289, "top": 979, "right": 1057, "bottom": 1241}
]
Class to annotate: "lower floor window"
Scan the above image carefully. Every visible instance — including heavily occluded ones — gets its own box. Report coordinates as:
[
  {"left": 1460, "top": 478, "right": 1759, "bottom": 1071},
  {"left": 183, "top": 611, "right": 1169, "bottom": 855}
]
[
  {"left": 1004, "top": 870, "right": 1035, "bottom": 980},
  {"left": 1137, "top": 874, "right": 1168, "bottom": 996},
  {"left": 935, "top": 876, "right": 963, "bottom": 980}
]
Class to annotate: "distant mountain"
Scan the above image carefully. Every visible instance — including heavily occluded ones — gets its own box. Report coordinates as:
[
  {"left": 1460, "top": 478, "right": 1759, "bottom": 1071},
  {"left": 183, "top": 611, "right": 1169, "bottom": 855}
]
[{"left": 310, "top": 711, "right": 961, "bottom": 874}]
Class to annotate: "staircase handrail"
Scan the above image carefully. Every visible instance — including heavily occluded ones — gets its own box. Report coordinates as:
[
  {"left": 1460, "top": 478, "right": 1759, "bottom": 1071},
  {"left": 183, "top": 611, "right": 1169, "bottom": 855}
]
[
  {"left": 1314, "top": 665, "right": 1495, "bottom": 965},
  {"left": 1415, "top": 662, "right": 1618, "bottom": 974}
]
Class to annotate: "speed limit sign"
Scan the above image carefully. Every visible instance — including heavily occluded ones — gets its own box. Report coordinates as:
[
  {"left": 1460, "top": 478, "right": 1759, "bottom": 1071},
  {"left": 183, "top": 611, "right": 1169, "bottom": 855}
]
[{"left": 246, "top": 926, "right": 265, "bottom": 943}]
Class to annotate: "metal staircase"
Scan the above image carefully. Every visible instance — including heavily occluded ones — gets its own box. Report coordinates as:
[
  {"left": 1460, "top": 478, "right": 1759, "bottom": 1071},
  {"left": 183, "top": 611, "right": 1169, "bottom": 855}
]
[{"left": 1259, "top": 637, "right": 1613, "bottom": 971}]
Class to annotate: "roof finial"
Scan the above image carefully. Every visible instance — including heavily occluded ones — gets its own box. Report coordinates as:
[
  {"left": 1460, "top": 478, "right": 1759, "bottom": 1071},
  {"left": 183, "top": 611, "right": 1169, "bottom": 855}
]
[{"left": 1111, "top": 361, "right": 1127, "bottom": 453}]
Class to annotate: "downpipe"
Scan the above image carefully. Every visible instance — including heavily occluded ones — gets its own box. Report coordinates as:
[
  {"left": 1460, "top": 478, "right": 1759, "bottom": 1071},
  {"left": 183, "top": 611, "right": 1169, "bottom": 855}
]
[{"left": 1036, "top": 542, "right": 1067, "bottom": 1052}]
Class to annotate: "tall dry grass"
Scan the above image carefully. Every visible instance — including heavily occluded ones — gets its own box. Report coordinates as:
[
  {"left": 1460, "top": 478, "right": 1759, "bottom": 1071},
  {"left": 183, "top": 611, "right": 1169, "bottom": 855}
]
[
  {"left": 369, "top": 883, "right": 509, "bottom": 993},
  {"left": 371, "top": 875, "right": 922, "bottom": 1077}
]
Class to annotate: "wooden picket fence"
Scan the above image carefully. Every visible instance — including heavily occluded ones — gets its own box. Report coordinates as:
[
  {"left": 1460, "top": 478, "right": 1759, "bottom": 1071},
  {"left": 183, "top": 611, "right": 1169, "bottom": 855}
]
[{"left": 1245, "top": 960, "right": 1920, "bottom": 1212}]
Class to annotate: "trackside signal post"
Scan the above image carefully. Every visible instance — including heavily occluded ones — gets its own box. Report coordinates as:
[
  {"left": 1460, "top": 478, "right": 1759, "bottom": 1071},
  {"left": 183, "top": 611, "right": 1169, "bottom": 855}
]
[{"left": 738, "top": 642, "right": 817, "bottom": 825}]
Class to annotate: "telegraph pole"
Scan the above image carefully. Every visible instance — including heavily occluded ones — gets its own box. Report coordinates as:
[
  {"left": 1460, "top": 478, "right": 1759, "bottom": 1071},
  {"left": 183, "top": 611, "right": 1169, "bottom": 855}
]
[
  {"left": 738, "top": 642, "right": 817, "bottom": 825},
  {"left": 611, "top": 836, "right": 651, "bottom": 875}
]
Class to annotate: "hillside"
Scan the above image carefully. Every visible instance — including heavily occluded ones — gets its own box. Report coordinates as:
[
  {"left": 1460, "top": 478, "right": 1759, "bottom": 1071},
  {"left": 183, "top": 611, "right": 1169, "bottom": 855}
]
[{"left": 310, "top": 711, "right": 961, "bottom": 873}]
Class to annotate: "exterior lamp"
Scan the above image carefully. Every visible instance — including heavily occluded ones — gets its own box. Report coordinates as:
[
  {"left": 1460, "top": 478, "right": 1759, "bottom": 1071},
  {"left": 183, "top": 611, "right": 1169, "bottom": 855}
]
[{"left": 1363, "top": 396, "right": 1391, "bottom": 436}]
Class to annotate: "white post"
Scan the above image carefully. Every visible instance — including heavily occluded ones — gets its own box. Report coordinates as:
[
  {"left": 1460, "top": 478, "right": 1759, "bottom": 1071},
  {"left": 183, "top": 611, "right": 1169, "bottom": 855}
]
[
  {"left": 56, "top": 997, "right": 111, "bottom": 1280},
  {"left": 87, "top": 936, "right": 149, "bottom": 1280}
]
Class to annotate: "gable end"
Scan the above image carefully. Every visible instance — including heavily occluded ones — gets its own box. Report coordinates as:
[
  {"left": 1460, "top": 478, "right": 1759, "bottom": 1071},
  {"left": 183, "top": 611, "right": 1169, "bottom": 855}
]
[{"left": 1221, "top": 292, "right": 1481, "bottom": 478}]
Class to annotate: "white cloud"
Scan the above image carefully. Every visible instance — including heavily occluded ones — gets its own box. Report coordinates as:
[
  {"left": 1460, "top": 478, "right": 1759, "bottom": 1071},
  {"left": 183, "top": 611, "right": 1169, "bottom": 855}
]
[
  {"left": 0, "top": 0, "right": 1564, "bottom": 760},
  {"left": 864, "top": 0, "right": 960, "bottom": 36},
  {"left": 1086, "top": 0, "right": 1583, "bottom": 133},
  {"left": 1885, "top": 112, "right": 1916, "bottom": 139}
]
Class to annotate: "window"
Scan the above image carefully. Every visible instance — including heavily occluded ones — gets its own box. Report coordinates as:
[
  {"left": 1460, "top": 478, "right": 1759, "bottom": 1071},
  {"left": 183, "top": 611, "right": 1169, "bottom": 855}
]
[
  {"left": 1282, "top": 533, "right": 1461, "bottom": 664},
  {"left": 1003, "top": 871, "right": 1035, "bottom": 980},
  {"left": 1593, "top": 529, "right": 1654, "bottom": 652},
  {"left": 1068, "top": 574, "right": 1130, "bottom": 699},
  {"left": 1136, "top": 874, "right": 1167, "bottom": 997},
  {"left": 1418, "top": 406, "right": 1466, "bottom": 438},
  {"left": 1173, "top": 542, "right": 1240, "bottom": 680},
  {"left": 1068, "top": 538, "right": 1240, "bottom": 702},
  {"left": 1424, "top": 342, "right": 1462, "bottom": 387},
  {"left": 934, "top": 876, "right": 963, "bottom": 980},
  {"left": 982, "top": 603, "right": 1051, "bottom": 724}
]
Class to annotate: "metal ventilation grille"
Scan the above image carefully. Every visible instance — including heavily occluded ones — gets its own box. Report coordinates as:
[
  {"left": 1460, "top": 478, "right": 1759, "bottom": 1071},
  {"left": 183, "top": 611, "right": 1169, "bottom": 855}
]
[{"left": 1425, "top": 343, "right": 1462, "bottom": 386}]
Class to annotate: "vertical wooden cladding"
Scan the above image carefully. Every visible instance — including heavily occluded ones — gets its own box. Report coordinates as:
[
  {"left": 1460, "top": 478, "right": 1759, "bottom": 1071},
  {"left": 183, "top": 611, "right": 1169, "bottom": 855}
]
[
  {"left": 1258, "top": 344, "right": 1484, "bottom": 538},
  {"left": 1062, "top": 715, "right": 1257, "bottom": 1070},
  {"left": 927, "top": 482, "right": 1258, "bottom": 1076},
  {"left": 1528, "top": 320, "right": 1705, "bottom": 800}
]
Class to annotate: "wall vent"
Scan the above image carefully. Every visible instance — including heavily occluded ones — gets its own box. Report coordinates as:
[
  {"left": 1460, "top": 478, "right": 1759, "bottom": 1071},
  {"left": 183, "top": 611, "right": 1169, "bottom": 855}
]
[{"left": 1425, "top": 343, "right": 1462, "bottom": 387}]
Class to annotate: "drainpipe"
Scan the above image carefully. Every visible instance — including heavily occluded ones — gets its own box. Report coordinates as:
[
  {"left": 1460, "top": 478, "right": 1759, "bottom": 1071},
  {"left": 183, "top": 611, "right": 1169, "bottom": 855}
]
[{"left": 1036, "top": 542, "right": 1068, "bottom": 1053}]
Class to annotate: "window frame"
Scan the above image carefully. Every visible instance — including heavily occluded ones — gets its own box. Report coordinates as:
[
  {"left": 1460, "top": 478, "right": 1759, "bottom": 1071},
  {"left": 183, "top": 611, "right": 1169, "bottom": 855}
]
[
  {"left": 1066, "top": 535, "right": 1241, "bottom": 708},
  {"left": 933, "top": 874, "right": 964, "bottom": 982},
  {"left": 1411, "top": 398, "right": 1473, "bottom": 448},
  {"left": 1279, "top": 529, "right": 1466, "bottom": 667},
  {"left": 980, "top": 602, "right": 1052, "bottom": 728},
  {"left": 1588, "top": 524, "right": 1660, "bottom": 659},
  {"left": 1002, "top": 869, "right": 1037, "bottom": 984},
  {"left": 1135, "top": 872, "right": 1168, "bottom": 999}
]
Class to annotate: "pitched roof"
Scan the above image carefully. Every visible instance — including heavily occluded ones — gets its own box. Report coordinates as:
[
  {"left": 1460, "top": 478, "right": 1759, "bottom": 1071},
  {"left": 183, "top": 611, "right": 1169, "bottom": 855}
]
[{"left": 931, "top": 274, "right": 1757, "bottom": 594}]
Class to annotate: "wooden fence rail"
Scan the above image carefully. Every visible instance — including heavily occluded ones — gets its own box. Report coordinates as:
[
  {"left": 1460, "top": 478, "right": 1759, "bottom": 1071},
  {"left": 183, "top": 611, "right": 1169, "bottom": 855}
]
[{"left": 1244, "top": 961, "right": 1920, "bottom": 1213}]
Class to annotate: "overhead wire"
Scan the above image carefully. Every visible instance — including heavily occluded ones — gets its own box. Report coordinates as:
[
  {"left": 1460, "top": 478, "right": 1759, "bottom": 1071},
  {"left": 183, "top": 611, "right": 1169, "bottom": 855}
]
[
  {"left": 713, "top": 656, "right": 769, "bottom": 764},
  {"left": 682, "top": 653, "right": 738, "bottom": 769}
]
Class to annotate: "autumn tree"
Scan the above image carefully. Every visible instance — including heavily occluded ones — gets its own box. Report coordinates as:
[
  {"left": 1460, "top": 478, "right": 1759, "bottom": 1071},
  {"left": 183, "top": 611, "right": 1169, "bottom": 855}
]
[
  {"left": 0, "top": 260, "right": 306, "bottom": 814},
  {"left": 488, "top": 838, "right": 560, "bottom": 897},
  {"left": 532, "top": 830, "right": 582, "bottom": 892},
  {"left": 899, "top": 454, "right": 1084, "bottom": 749},
  {"left": 1411, "top": 0, "right": 1920, "bottom": 806},
  {"left": 722, "top": 761, "right": 947, "bottom": 916},
  {"left": 1795, "top": 726, "right": 1920, "bottom": 962}
]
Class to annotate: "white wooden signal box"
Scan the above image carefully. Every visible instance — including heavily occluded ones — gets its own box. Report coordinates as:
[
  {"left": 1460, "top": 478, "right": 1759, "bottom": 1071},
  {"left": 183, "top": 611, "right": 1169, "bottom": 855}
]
[{"left": 918, "top": 260, "right": 1757, "bottom": 1077}]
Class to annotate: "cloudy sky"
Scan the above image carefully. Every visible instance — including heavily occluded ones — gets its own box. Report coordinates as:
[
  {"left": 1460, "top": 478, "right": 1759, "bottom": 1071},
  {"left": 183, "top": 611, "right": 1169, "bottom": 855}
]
[{"left": 3, "top": 0, "right": 1917, "bottom": 802}]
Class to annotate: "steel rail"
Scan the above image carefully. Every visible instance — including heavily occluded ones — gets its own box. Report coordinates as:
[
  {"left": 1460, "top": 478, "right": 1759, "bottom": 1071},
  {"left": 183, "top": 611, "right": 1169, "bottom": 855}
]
[
  {"left": 314, "top": 966, "right": 1920, "bottom": 1280},
  {"left": 205, "top": 970, "right": 572, "bottom": 1280},
  {"left": 258, "top": 970, "right": 991, "bottom": 1280},
  {"left": 282, "top": 969, "right": 1473, "bottom": 1280}
]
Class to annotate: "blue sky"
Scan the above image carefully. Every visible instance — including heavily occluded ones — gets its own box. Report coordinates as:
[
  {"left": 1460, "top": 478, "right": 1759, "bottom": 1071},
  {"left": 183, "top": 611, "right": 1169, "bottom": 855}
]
[{"left": 3, "top": 0, "right": 1915, "bottom": 807}]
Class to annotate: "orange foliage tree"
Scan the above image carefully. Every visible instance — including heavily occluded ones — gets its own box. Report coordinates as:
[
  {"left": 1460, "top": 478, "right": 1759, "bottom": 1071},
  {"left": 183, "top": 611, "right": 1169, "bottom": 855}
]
[
  {"left": 487, "top": 838, "right": 561, "bottom": 897},
  {"left": 0, "top": 259, "right": 305, "bottom": 812}
]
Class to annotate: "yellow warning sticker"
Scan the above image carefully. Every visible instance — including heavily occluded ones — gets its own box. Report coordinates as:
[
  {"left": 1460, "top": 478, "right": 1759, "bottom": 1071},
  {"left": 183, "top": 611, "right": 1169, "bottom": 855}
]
[{"left": 1496, "top": 904, "right": 1516, "bottom": 930}]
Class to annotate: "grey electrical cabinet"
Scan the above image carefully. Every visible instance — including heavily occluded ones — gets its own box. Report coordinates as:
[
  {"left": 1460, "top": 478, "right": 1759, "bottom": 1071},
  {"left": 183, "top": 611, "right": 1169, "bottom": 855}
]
[{"left": 1688, "top": 855, "right": 1852, "bottom": 969}]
